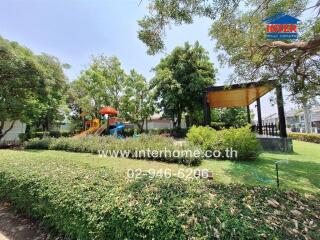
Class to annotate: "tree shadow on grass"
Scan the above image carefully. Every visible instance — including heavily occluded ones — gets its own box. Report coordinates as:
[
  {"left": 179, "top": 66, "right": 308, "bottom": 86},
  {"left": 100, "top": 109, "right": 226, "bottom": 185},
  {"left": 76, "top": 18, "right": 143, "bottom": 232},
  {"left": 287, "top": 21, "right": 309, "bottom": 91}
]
[{"left": 226, "top": 155, "right": 320, "bottom": 194}]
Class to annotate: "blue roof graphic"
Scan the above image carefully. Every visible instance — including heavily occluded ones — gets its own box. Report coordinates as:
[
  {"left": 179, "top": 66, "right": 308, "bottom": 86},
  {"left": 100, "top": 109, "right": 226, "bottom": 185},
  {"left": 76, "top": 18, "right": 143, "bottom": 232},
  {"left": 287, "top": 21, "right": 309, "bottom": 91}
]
[{"left": 263, "top": 13, "right": 300, "bottom": 24}]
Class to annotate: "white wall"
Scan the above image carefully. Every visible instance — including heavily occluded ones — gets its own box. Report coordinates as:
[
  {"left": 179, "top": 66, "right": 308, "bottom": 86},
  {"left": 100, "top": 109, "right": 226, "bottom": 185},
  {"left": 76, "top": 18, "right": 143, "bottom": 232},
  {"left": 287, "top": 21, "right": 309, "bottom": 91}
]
[
  {"left": 144, "top": 119, "right": 186, "bottom": 130},
  {"left": 146, "top": 120, "right": 173, "bottom": 130},
  {"left": 0, "top": 120, "right": 26, "bottom": 143}
]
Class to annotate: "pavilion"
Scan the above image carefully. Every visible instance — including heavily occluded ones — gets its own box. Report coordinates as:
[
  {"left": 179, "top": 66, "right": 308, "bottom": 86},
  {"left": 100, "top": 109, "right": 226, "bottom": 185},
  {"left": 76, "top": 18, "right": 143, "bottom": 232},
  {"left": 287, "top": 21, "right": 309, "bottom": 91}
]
[{"left": 203, "top": 80, "right": 292, "bottom": 152}]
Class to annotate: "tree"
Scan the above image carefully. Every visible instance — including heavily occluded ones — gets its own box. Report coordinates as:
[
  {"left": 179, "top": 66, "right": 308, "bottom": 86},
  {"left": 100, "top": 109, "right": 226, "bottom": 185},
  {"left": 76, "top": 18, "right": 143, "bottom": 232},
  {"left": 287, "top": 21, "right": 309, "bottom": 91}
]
[
  {"left": 152, "top": 42, "right": 216, "bottom": 127},
  {"left": 209, "top": 1, "right": 320, "bottom": 95},
  {"left": 138, "top": 0, "right": 240, "bottom": 55},
  {"left": 69, "top": 55, "right": 126, "bottom": 116},
  {"left": 211, "top": 108, "right": 248, "bottom": 128},
  {"left": 120, "top": 69, "right": 155, "bottom": 132},
  {"left": 0, "top": 37, "right": 69, "bottom": 139},
  {"left": 35, "top": 54, "right": 68, "bottom": 132},
  {"left": 138, "top": 0, "right": 320, "bottom": 99},
  {"left": 0, "top": 37, "right": 45, "bottom": 140},
  {"left": 139, "top": 0, "right": 320, "bottom": 55}
]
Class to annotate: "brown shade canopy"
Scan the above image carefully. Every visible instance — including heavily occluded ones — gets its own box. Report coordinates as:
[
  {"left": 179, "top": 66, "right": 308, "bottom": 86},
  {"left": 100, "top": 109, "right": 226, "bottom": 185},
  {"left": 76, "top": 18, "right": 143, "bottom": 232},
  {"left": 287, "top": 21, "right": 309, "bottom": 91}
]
[
  {"left": 206, "top": 81, "right": 275, "bottom": 108},
  {"left": 99, "top": 107, "right": 118, "bottom": 115}
]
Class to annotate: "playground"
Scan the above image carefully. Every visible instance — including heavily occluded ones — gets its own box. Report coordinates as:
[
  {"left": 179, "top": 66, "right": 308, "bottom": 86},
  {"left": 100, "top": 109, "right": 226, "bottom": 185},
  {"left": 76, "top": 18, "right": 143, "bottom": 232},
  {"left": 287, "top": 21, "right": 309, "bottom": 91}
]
[{"left": 76, "top": 106, "right": 127, "bottom": 138}]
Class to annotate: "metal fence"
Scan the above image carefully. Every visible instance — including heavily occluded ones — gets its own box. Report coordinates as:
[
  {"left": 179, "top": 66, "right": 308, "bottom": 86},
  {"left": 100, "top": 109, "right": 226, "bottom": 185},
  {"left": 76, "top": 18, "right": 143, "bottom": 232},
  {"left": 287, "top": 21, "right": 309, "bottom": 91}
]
[{"left": 252, "top": 123, "right": 279, "bottom": 136}]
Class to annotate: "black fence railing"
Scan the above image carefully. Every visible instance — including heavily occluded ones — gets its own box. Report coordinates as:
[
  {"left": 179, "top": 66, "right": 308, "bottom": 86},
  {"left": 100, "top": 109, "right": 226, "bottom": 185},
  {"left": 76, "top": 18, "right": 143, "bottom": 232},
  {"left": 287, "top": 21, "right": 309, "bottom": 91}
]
[{"left": 252, "top": 123, "right": 279, "bottom": 136}]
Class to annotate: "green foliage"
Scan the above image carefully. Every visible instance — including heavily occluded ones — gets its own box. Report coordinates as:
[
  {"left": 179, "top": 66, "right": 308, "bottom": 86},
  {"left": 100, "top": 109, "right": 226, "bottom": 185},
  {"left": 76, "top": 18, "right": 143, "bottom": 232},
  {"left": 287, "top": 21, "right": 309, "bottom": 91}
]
[
  {"left": 211, "top": 107, "right": 249, "bottom": 128},
  {"left": 209, "top": 1, "right": 320, "bottom": 100},
  {"left": 68, "top": 56, "right": 155, "bottom": 131},
  {"left": 148, "top": 128, "right": 188, "bottom": 138},
  {"left": 69, "top": 55, "right": 126, "bottom": 115},
  {"left": 120, "top": 69, "right": 155, "bottom": 131},
  {"left": 138, "top": 0, "right": 239, "bottom": 55},
  {"left": 0, "top": 154, "right": 319, "bottom": 239},
  {"left": 289, "top": 132, "right": 320, "bottom": 144},
  {"left": 0, "top": 36, "right": 68, "bottom": 140},
  {"left": 138, "top": 0, "right": 320, "bottom": 102},
  {"left": 35, "top": 54, "right": 68, "bottom": 131},
  {"left": 18, "top": 133, "right": 26, "bottom": 142},
  {"left": 25, "top": 135, "right": 201, "bottom": 165},
  {"left": 24, "top": 138, "right": 53, "bottom": 149},
  {"left": 152, "top": 42, "right": 216, "bottom": 127},
  {"left": 187, "top": 125, "right": 261, "bottom": 160},
  {"left": 27, "top": 131, "right": 71, "bottom": 140}
]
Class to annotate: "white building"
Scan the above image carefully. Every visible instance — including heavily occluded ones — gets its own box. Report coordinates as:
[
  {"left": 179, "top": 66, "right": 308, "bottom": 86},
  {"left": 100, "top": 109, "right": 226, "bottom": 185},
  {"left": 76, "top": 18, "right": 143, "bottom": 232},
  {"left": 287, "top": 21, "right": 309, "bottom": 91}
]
[
  {"left": 143, "top": 114, "right": 186, "bottom": 130},
  {"left": 263, "top": 107, "right": 320, "bottom": 134},
  {"left": 0, "top": 120, "right": 26, "bottom": 144}
]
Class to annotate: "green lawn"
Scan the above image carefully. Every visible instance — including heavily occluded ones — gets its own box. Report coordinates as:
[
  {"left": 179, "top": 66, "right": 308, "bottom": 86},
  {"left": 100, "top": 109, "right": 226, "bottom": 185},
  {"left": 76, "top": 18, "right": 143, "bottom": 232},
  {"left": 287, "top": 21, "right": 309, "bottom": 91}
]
[{"left": 1, "top": 140, "right": 319, "bottom": 194}]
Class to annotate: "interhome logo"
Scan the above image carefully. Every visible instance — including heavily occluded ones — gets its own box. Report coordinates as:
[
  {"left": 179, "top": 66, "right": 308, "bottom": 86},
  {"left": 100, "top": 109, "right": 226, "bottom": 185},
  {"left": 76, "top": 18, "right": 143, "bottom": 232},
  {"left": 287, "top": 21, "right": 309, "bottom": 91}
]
[{"left": 263, "top": 13, "right": 300, "bottom": 40}]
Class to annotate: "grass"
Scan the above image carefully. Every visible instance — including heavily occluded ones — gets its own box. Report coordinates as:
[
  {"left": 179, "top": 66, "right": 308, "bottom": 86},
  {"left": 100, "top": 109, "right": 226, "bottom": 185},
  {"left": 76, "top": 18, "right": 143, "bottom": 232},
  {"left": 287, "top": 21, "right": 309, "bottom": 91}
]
[
  {"left": 1, "top": 140, "right": 319, "bottom": 194},
  {"left": 0, "top": 141, "right": 319, "bottom": 239}
]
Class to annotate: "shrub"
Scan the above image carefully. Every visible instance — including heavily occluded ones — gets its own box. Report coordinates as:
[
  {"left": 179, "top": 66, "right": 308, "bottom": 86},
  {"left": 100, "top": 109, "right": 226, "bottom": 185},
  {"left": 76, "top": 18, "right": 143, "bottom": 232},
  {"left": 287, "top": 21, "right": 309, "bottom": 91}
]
[
  {"left": 49, "top": 130, "right": 61, "bottom": 138},
  {"left": 30, "top": 131, "right": 48, "bottom": 139},
  {"left": 187, "top": 125, "right": 261, "bottom": 160},
  {"left": 18, "top": 133, "right": 26, "bottom": 142},
  {"left": 0, "top": 156, "right": 318, "bottom": 239},
  {"left": 24, "top": 135, "right": 201, "bottom": 165},
  {"left": 29, "top": 131, "right": 71, "bottom": 139},
  {"left": 148, "top": 128, "right": 188, "bottom": 138},
  {"left": 289, "top": 132, "right": 320, "bottom": 144},
  {"left": 24, "top": 138, "right": 53, "bottom": 149},
  {"left": 123, "top": 128, "right": 136, "bottom": 137}
]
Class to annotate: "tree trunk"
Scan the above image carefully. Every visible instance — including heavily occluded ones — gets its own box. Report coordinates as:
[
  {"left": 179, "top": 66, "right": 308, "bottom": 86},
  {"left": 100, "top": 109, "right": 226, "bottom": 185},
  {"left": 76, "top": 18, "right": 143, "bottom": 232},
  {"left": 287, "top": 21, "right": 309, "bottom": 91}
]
[
  {"left": 145, "top": 118, "right": 148, "bottom": 133},
  {"left": 303, "top": 102, "right": 312, "bottom": 133},
  {"left": 172, "top": 116, "right": 176, "bottom": 128},
  {"left": 0, "top": 120, "right": 16, "bottom": 142},
  {"left": 137, "top": 121, "right": 144, "bottom": 133},
  {"left": 185, "top": 115, "right": 190, "bottom": 128},
  {"left": 177, "top": 113, "right": 181, "bottom": 129}
]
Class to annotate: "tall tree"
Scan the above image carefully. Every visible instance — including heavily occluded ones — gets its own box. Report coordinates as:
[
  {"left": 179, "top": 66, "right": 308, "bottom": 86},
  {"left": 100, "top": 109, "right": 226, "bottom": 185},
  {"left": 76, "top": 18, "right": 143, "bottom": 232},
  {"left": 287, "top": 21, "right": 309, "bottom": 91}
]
[
  {"left": 152, "top": 42, "right": 216, "bottom": 127},
  {"left": 209, "top": 1, "right": 320, "bottom": 94},
  {"left": 69, "top": 55, "right": 126, "bottom": 116},
  {"left": 0, "top": 37, "right": 68, "bottom": 140},
  {"left": 36, "top": 54, "right": 68, "bottom": 132},
  {"left": 138, "top": 0, "right": 320, "bottom": 99},
  {"left": 120, "top": 69, "right": 155, "bottom": 132}
]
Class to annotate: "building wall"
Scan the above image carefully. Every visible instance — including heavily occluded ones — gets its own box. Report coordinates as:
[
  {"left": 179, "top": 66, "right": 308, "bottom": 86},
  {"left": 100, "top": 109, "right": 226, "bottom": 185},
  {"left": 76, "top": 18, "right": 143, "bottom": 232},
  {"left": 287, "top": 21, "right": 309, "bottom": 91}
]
[
  {"left": 0, "top": 120, "right": 26, "bottom": 143},
  {"left": 144, "top": 120, "right": 173, "bottom": 130},
  {"left": 143, "top": 119, "right": 186, "bottom": 130}
]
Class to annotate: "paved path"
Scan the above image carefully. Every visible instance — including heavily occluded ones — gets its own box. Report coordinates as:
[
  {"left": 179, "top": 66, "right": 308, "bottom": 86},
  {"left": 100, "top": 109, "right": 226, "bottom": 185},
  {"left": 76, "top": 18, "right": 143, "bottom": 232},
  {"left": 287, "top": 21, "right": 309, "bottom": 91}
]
[{"left": 0, "top": 202, "right": 51, "bottom": 240}]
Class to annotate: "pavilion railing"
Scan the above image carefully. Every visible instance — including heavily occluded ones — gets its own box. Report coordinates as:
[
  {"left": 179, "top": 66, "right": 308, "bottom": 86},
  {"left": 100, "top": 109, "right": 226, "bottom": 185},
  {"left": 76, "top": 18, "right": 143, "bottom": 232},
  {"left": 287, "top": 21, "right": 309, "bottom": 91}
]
[{"left": 252, "top": 123, "right": 279, "bottom": 136}]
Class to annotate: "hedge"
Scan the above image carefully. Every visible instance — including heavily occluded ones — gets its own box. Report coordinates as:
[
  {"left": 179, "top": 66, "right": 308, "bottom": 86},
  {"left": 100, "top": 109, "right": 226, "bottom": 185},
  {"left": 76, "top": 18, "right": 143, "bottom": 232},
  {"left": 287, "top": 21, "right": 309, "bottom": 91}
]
[
  {"left": 24, "top": 135, "right": 201, "bottom": 165},
  {"left": 288, "top": 132, "right": 320, "bottom": 144},
  {"left": 0, "top": 156, "right": 318, "bottom": 239},
  {"left": 187, "top": 125, "right": 261, "bottom": 160},
  {"left": 148, "top": 128, "right": 188, "bottom": 138}
]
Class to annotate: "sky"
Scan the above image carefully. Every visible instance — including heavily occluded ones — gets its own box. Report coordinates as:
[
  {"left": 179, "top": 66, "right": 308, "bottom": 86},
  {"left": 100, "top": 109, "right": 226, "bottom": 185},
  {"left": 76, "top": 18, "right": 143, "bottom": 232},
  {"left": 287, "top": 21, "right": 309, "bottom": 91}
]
[{"left": 1, "top": 0, "right": 308, "bottom": 119}]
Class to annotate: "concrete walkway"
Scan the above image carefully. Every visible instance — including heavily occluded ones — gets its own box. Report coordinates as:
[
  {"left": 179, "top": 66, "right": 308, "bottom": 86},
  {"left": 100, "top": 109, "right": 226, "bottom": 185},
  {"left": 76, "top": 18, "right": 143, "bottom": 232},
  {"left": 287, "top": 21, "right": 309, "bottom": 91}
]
[{"left": 0, "top": 202, "right": 51, "bottom": 240}]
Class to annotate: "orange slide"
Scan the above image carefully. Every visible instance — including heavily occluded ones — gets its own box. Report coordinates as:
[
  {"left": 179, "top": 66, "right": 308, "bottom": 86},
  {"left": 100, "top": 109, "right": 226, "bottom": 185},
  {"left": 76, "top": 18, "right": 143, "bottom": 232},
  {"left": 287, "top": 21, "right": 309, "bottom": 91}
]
[
  {"left": 73, "top": 126, "right": 99, "bottom": 138},
  {"left": 73, "top": 122, "right": 109, "bottom": 138}
]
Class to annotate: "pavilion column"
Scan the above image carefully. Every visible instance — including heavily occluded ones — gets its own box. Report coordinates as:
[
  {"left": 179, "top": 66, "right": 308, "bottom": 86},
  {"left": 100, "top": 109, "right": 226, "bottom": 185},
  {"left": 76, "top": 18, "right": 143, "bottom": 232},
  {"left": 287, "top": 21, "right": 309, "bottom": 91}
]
[
  {"left": 276, "top": 84, "right": 287, "bottom": 138},
  {"left": 256, "top": 98, "right": 263, "bottom": 134},
  {"left": 246, "top": 105, "right": 251, "bottom": 124},
  {"left": 203, "top": 91, "right": 211, "bottom": 126}
]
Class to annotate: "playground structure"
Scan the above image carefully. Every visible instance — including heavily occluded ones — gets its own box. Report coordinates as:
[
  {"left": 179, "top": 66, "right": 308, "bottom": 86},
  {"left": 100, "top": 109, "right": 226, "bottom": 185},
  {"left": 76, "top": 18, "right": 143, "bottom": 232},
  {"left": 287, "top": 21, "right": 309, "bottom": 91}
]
[{"left": 74, "top": 107, "right": 125, "bottom": 137}]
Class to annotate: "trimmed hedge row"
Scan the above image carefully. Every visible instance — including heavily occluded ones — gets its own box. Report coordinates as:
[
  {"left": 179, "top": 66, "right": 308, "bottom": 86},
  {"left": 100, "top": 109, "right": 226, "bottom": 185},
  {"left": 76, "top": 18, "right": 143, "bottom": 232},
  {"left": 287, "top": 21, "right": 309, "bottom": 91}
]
[
  {"left": 24, "top": 135, "right": 201, "bottom": 165},
  {"left": 187, "top": 125, "right": 261, "bottom": 160},
  {"left": 0, "top": 155, "right": 319, "bottom": 239},
  {"left": 289, "top": 132, "right": 320, "bottom": 144},
  {"left": 19, "top": 131, "right": 71, "bottom": 142}
]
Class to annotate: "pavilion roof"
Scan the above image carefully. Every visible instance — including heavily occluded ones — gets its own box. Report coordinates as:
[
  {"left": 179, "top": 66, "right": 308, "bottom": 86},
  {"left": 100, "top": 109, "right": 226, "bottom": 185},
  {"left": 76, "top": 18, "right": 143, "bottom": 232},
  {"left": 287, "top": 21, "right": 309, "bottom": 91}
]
[{"left": 205, "top": 81, "right": 276, "bottom": 108}]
